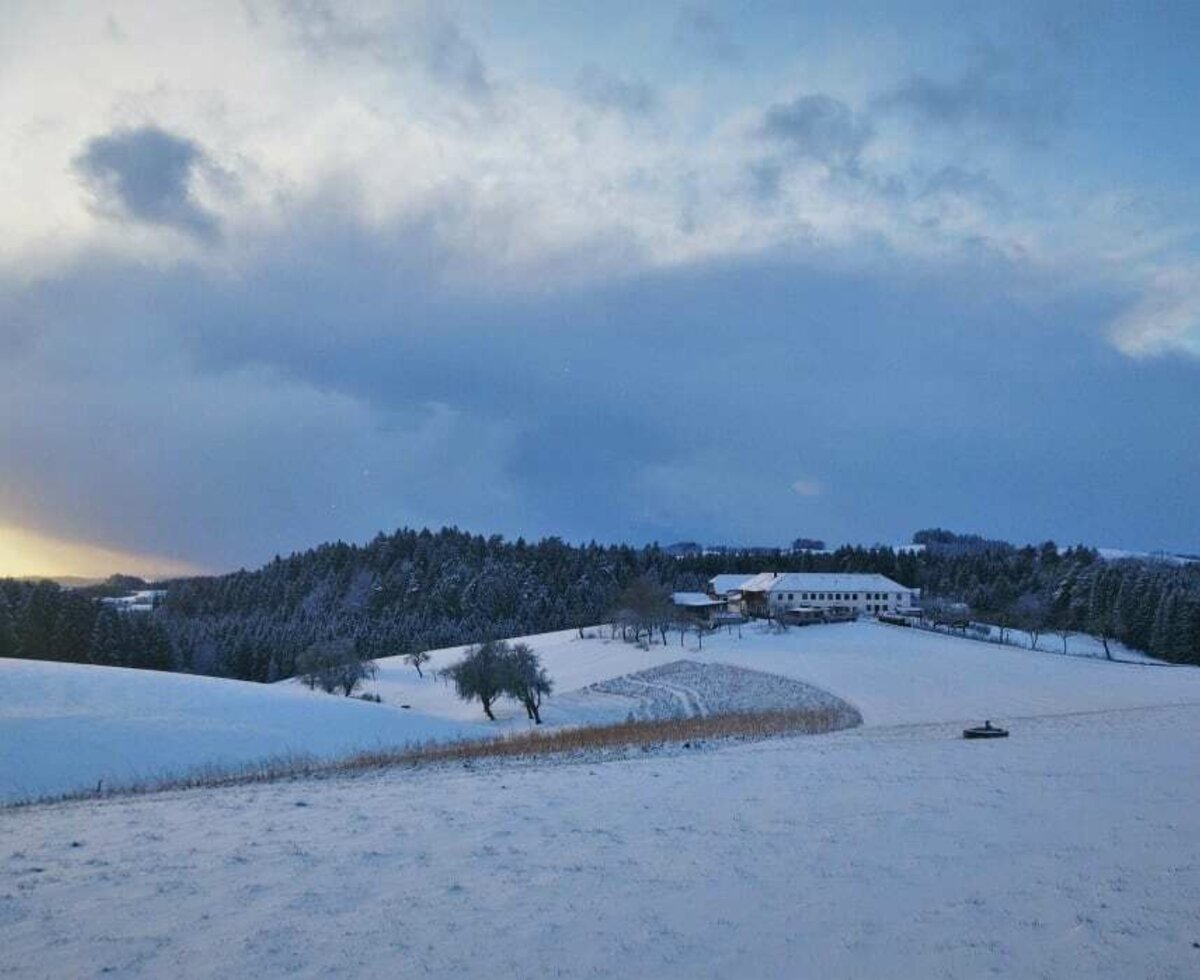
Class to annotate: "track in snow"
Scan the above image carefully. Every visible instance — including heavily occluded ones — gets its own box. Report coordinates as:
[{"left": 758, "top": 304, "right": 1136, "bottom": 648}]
[{"left": 581, "top": 660, "right": 857, "bottom": 723}]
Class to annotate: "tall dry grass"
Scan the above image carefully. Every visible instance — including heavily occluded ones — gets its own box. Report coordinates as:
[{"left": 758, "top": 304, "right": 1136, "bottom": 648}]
[{"left": 6, "top": 705, "right": 860, "bottom": 809}]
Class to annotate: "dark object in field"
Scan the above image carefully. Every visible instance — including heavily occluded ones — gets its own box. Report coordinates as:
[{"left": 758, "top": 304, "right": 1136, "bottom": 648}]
[{"left": 963, "top": 720, "right": 1009, "bottom": 739}]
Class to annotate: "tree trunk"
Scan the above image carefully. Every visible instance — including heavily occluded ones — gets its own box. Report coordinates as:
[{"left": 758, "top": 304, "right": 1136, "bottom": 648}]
[{"left": 482, "top": 698, "right": 496, "bottom": 721}]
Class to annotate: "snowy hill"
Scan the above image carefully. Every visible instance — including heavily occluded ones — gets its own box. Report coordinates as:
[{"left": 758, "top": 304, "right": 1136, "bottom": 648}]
[
  {"left": 7, "top": 620, "right": 1200, "bottom": 803},
  {"left": 0, "top": 659, "right": 481, "bottom": 802},
  {"left": 5, "top": 622, "right": 1200, "bottom": 977},
  {"left": 362, "top": 621, "right": 1200, "bottom": 730}
]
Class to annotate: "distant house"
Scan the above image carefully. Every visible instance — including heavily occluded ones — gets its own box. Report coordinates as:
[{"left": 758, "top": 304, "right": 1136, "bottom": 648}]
[
  {"left": 708, "top": 574, "right": 755, "bottom": 599},
  {"left": 671, "top": 592, "right": 735, "bottom": 627},
  {"left": 730, "top": 572, "right": 783, "bottom": 617},
  {"left": 99, "top": 589, "right": 168, "bottom": 614}
]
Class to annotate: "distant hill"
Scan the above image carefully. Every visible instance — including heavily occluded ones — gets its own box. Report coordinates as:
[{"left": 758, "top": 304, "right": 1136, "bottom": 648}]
[{"left": 4, "top": 525, "right": 1199, "bottom": 681}]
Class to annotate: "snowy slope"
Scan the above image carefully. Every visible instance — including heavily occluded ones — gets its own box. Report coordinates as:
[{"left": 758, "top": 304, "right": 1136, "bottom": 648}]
[
  {"left": 0, "top": 659, "right": 481, "bottom": 802},
  {"left": 8, "top": 620, "right": 1200, "bottom": 803},
  {"left": 364, "top": 621, "right": 1200, "bottom": 729},
  {"left": 2, "top": 703, "right": 1197, "bottom": 979}
]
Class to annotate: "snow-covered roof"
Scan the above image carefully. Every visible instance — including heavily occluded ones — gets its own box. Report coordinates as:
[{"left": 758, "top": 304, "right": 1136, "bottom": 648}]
[
  {"left": 767, "top": 573, "right": 916, "bottom": 593},
  {"left": 671, "top": 592, "right": 727, "bottom": 608},
  {"left": 737, "top": 572, "right": 782, "bottom": 594},
  {"left": 708, "top": 574, "right": 755, "bottom": 595}
]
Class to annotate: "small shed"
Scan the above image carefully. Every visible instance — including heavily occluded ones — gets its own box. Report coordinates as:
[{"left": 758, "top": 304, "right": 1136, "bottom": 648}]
[{"left": 671, "top": 592, "right": 731, "bottom": 626}]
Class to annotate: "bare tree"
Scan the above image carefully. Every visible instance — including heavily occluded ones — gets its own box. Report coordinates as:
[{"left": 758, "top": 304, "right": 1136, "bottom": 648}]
[
  {"left": 405, "top": 649, "right": 431, "bottom": 678},
  {"left": 611, "top": 576, "right": 673, "bottom": 646},
  {"left": 501, "top": 643, "right": 552, "bottom": 724},
  {"left": 1013, "top": 594, "right": 1049, "bottom": 651},
  {"left": 1053, "top": 625, "right": 1076, "bottom": 655},
  {"left": 445, "top": 640, "right": 509, "bottom": 721},
  {"left": 296, "top": 638, "right": 377, "bottom": 696},
  {"left": 991, "top": 606, "right": 1016, "bottom": 646},
  {"left": 1091, "top": 609, "right": 1116, "bottom": 661}
]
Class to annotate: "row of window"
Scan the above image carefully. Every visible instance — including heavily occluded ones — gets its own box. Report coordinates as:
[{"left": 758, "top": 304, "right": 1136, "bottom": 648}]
[{"left": 778, "top": 591, "right": 896, "bottom": 603}]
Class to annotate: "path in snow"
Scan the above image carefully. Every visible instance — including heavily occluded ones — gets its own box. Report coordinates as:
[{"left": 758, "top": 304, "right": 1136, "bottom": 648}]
[{"left": 576, "top": 660, "right": 859, "bottom": 724}]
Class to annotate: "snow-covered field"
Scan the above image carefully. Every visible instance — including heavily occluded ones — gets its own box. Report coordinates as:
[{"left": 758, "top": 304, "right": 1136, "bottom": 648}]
[
  {"left": 365, "top": 620, "right": 1200, "bottom": 730},
  {"left": 2, "top": 703, "right": 1197, "bottom": 979},
  {"left": 3, "top": 621, "right": 1200, "bottom": 977},
  {"left": 581, "top": 659, "right": 859, "bottom": 722},
  {"left": 0, "top": 659, "right": 482, "bottom": 803},
  {"left": 6, "top": 621, "right": 1200, "bottom": 801}
]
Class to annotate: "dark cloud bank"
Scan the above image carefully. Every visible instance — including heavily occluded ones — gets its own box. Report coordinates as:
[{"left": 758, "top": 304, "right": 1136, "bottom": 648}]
[{"left": 4, "top": 198, "right": 1199, "bottom": 569}]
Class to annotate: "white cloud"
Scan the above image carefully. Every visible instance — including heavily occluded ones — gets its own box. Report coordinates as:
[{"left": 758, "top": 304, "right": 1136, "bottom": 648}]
[
  {"left": 791, "top": 478, "right": 824, "bottom": 498},
  {"left": 0, "top": 1, "right": 1195, "bottom": 359},
  {"left": 1110, "top": 263, "right": 1200, "bottom": 358}
]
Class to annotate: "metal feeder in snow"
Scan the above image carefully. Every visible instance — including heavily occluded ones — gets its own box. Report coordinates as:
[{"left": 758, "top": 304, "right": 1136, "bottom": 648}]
[{"left": 963, "top": 720, "right": 1008, "bottom": 739}]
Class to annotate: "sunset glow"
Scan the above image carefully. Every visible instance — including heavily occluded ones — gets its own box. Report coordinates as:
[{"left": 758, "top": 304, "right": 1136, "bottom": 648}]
[{"left": 0, "top": 524, "right": 205, "bottom": 581}]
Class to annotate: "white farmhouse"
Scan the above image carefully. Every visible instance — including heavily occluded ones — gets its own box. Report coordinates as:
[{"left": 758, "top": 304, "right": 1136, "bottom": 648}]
[{"left": 765, "top": 573, "right": 919, "bottom": 617}]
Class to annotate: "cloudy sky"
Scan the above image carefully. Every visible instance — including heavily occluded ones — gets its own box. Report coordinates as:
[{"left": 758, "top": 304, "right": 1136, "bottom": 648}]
[{"left": 2, "top": 1, "right": 1199, "bottom": 577}]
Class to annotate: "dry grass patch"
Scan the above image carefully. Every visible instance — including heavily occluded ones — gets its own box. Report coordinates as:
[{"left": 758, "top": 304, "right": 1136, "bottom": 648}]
[
  {"left": 6, "top": 705, "right": 860, "bottom": 809},
  {"left": 373, "top": 705, "right": 859, "bottom": 767}
]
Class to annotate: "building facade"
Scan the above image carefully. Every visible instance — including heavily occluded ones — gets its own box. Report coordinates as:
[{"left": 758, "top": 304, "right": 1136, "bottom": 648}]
[
  {"left": 765, "top": 573, "right": 919, "bottom": 617},
  {"left": 712, "top": 572, "right": 919, "bottom": 618}
]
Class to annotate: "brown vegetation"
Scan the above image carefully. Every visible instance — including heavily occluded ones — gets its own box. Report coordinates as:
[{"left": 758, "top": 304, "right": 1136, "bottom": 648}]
[{"left": 7, "top": 705, "right": 859, "bottom": 809}]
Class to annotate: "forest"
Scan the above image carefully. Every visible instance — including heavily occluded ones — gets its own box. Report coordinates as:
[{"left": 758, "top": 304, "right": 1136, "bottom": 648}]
[{"left": 1, "top": 527, "right": 1197, "bottom": 680}]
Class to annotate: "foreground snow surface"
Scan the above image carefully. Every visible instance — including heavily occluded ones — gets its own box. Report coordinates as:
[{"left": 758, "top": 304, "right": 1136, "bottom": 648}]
[
  {"left": 0, "top": 660, "right": 480, "bottom": 802},
  {"left": 2, "top": 703, "right": 1198, "bottom": 979}
]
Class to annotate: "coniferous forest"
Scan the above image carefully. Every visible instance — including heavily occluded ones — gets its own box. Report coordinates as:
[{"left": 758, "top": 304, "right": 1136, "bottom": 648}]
[{"left": 1, "top": 527, "right": 1197, "bottom": 681}]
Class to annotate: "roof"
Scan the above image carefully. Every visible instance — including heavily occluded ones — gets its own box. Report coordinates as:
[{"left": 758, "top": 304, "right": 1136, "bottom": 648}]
[
  {"left": 708, "top": 574, "right": 756, "bottom": 595},
  {"left": 767, "top": 573, "right": 916, "bottom": 593},
  {"left": 736, "top": 572, "right": 783, "bottom": 594},
  {"left": 671, "top": 592, "right": 727, "bottom": 608}
]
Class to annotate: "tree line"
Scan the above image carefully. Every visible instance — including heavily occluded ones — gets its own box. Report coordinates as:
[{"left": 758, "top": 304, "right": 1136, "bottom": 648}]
[
  {"left": 2, "top": 526, "right": 1197, "bottom": 679},
  {"left": 0, "top": 579, "right": 173, "bottom": 671}
]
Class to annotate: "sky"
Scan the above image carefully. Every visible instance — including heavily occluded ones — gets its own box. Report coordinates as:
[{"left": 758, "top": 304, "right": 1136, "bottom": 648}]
[{"left": 2, "top": 1, "right": 1199, "bottom": 577}]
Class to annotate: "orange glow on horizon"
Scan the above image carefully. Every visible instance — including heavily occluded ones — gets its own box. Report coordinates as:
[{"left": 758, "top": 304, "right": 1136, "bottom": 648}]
[{"left": 0, "top": 524, "right": 206, "bottom": 581}]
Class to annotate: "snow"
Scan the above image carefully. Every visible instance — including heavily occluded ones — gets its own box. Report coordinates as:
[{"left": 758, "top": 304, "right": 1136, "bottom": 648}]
[
  {"left": 364, "top": 621, "right": 1200, "bottom": 731},
  {"left": 4, "top": 621, "right": 1200, "bottom": 976},
  {"left": 943, "top": 620, "right": 1162, "bottom": 664},
  {"left": 2, "top": 703, "right": 1197, "bottom": 979},
  {"left": 7, "top": 620, "right": 1200, "bottom": 803},
  {"left": 0, "top": 659, "right": 482, "bottom": 803},
  {"left": 1095, "top": 547, "right": 1198, "bottom": 566},
  {"left": 670, "top": 591, "right": 724, "bottom": 607},
  {"left": 579, "top": 660, "right": 859, "bottom": 722},
  {"left": 765, "top": 571, "right": 915, "bottom": 594}
]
